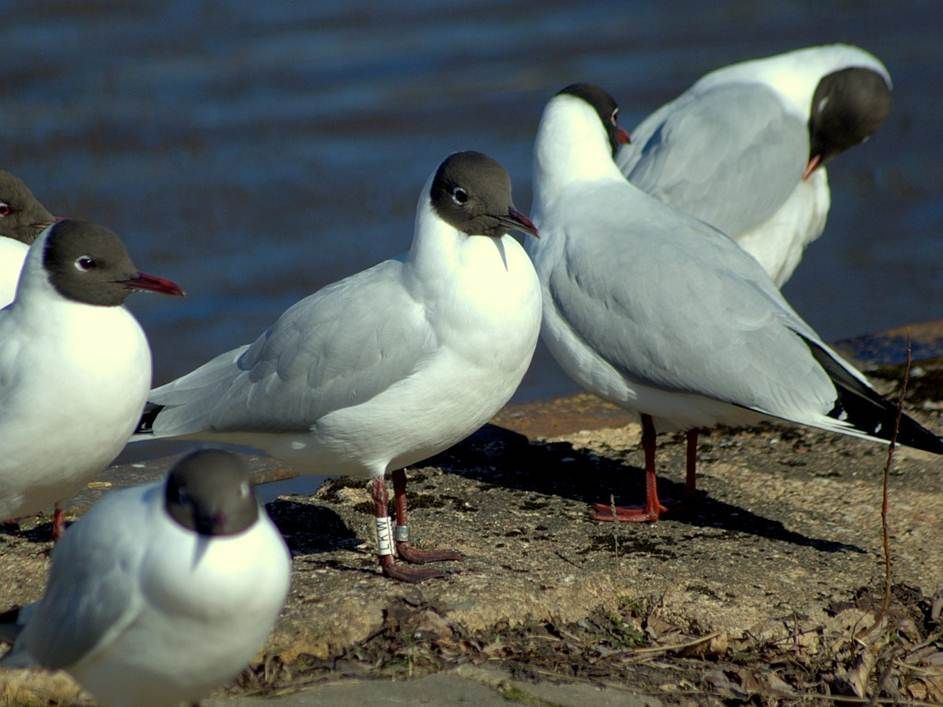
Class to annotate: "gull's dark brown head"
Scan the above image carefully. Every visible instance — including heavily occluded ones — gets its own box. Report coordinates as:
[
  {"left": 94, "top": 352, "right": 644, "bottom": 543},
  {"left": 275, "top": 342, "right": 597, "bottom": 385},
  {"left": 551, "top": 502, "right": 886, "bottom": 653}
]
[
  {"left": 42, "top": 219, "right": 184, "bottom": 306},
  {"left": 164, "top": 450, "right": 260, "bottom": 537},
  {"left": 557, "top": 83, "right": 631, "bottom": 157},
  {"left": 805, "top": 67, "right": 892, "bottom": 177},
  {"left": 0, "top": 170, "right": 55, "bottom": 245},
  {"left": 430, "top": 151, "right": 538, "bottom": 239}
]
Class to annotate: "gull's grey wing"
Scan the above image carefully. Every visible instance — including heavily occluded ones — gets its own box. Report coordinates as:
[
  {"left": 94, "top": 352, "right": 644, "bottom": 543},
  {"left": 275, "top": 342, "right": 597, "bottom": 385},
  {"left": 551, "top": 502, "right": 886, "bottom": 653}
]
[
  {"left": 148, "top": 259, "right": 436, "bottom": 437},
  {"left": 617, "top": 83, "right": 808, "bottom": 237},
  {"left": 545, "top": 180, "right": 863, "bottom": 421},
  {"left": 13, "top": 488, "right": 147, "bottom": 668}
]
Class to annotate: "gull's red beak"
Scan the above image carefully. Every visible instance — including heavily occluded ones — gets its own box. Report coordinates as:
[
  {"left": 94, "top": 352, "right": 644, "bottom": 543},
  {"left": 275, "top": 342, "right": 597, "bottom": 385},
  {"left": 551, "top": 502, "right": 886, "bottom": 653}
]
[
  {"left": 119, "top": 271, "right": 186, "bottom": 297},
  {"left": 501, "top": 207, "right": 539, "bottom": 239},
  {"left": 802, "top": 154, "right": 822, "bottom": 181},
  {"left": 616, "top": 127, "right": 631, "bottom": 145}
]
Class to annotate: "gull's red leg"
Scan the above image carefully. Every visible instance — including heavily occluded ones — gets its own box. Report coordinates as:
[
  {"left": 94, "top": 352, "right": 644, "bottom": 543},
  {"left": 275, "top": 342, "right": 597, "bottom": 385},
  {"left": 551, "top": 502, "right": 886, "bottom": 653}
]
[
  {"left": 392, "top": 468, "right": 463, "bottom": 564},
  {"left": 370, "top": 477, "right": 445, "bottom": 583},
  {"left": 593, "top": 414, "right": 668, "bottom": 522},
  {"left": 51, "top": 504, "right": 66, "bottom": 542}
]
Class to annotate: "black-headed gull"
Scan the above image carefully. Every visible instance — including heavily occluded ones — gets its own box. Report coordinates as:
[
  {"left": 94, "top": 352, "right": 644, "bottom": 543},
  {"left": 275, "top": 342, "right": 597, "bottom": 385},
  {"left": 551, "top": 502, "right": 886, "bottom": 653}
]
[
  {"left": 0, "top": 220, "right": 184, "bottom": 538},
  {"left": 1, "top": 449, "right": 291, "bottom": 707},
  {"left": 0, "top": 170, "right": 56, "bottom": 306},
  {"left": 133, "top": 151, "right": 542, "bottom": 582},
  {"left": 617, "top": 45, "right": 892, "bottom": 286},
  {"left": 529, "top": 83, "right": 939, "bottom": 522}
]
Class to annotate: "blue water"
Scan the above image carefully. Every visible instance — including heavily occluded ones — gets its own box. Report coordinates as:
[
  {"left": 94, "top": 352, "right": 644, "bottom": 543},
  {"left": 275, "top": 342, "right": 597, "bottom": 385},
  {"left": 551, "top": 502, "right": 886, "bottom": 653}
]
[{"left": 2, "top": 1, "right": 941, "bottom": 412}]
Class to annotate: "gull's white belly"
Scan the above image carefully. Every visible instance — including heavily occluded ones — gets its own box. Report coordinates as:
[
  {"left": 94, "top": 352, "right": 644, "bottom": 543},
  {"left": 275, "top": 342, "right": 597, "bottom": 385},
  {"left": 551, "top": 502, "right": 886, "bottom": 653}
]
[
  {"left": 0, "top": 307, "right": 151, "bottom": 518},
  {"left": 0, "top": 239, "right": 28, "bottom": 308}
]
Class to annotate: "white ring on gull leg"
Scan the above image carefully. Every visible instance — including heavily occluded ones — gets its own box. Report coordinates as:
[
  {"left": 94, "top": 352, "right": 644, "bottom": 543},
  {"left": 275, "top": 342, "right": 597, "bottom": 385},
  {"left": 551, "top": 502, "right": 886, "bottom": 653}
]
[{"left": 375, "top": 516, "right": 394, "bottom": 557}]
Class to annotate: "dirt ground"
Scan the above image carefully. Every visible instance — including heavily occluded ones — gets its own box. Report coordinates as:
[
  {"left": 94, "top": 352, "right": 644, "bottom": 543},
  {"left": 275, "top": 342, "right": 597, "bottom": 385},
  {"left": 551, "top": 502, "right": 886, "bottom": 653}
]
[{"left": 1, "top": 356, "right": 942, "bottom": 705}]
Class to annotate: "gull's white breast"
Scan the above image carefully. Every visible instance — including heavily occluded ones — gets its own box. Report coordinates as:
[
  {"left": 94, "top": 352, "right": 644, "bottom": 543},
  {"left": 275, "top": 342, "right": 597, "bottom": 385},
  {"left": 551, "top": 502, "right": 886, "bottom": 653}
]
[
  {"left": 0, "top": 298, "right": 151, "bottom": 517},
  {"left": 0, "top": 238, "right": 28, "bottom": 307}
]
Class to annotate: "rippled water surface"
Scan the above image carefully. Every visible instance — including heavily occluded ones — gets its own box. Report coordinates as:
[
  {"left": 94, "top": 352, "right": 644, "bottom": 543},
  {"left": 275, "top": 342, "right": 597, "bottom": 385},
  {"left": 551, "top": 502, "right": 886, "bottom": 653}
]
[{"left": 3, "top": 1, "right": 941, "bottom": 411}]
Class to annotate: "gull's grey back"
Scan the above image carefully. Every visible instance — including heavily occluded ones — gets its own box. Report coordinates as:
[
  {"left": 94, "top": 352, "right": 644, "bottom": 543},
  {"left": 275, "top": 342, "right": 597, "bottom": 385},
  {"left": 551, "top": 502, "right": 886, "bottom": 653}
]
[
  {"left": 618, "top": 83, "right": 807, "bottom": 236},
  {"left": 543, "top": 177, "right": 849, "bottom": 419},
  {"left": 147, "top": 258, "right": 434, "bottom": 437},
  {"left": 10, "top": 485, "right": 151, "bottom": 669}
]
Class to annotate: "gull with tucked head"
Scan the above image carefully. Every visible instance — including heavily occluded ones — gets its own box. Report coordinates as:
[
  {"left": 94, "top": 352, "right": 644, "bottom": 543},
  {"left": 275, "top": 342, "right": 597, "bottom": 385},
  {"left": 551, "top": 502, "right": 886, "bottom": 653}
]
[{"left": 617, "top": 44, "right": 892, "bottom": 286}]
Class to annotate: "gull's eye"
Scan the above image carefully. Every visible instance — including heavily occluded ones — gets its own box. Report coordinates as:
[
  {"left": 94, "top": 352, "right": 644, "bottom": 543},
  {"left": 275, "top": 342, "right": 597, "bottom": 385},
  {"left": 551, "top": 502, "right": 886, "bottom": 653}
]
[
  {"left": 174, "top": 485, "right": 191, "bottom": 506},
  {"left": 239, "top": 481, "right": 250, "bottom": 498},
  {"left": 451, "top": 187, "right": 469, "bottom": 205},
  {"left": 610, "top": 108, "right": 619, "bottom": 127},
  {"left": 74, "top": 256, "right": 97, "bottom": 272},
  {"left": 0, "top": 202, "right": 11, "bottom": 218}
]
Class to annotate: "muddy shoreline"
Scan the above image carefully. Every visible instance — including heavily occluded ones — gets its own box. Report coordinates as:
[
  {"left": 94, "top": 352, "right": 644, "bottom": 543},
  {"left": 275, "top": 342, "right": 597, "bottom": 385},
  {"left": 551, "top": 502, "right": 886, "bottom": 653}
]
[{"left": 1, "top": 351, "right": 942, "bottom": 705}]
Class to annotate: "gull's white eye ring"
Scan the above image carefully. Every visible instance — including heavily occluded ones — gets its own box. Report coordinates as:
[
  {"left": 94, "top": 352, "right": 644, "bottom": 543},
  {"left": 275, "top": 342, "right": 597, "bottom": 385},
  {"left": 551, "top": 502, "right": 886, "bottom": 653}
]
[{"left": 451, "top": 187, "right": 469, "bottom": 205}]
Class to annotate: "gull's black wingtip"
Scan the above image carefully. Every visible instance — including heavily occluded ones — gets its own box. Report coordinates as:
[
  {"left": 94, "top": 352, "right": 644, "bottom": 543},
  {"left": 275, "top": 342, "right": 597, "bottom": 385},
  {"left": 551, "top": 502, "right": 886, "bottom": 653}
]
[
  {"left": 135, "top": 402, "right": 164, "bottom": 435},
  {"left": 895, "top": 424, "right": 943, "bottom": 455},
  {"left": 802, "top": 336, "right": 943, "bottom": 456}
]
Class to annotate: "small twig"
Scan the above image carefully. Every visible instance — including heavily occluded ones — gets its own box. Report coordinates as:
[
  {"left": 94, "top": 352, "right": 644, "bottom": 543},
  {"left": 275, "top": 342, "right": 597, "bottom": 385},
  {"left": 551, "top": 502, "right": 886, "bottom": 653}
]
[
  {"left": 762, "top": 627, "right": 822, "bottom": 648},
  {"left": 903, "top": 628, "right": 943, "bottom": 657},
  {"left": 893, "top": 659, "right": 943, "bottom": 678},
  {"left": 614, "top": 630, "right": 720, "bottom": 657},
  {"left": 553, "top": 549, "right": 583, "bottom": 570},
  {"left": 876, "top": 336, "right": 912, "bottom": 625},
  {"left": 553, "top": 625, "right": 584, "bottom": 644}
]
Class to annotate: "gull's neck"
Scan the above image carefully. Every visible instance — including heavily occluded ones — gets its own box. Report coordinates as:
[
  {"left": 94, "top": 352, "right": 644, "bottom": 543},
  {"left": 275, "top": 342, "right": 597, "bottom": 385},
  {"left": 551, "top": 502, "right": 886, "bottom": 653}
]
[
  {"left": 9, "top": 229, "right": 122, "bottom": 324},
  {"left": 11, "top": 228, "right": 59, "bottom": 310},
  {"left": 693, "top": 44, "right": 892, "bottom": 121},
  {"left": 407, "top": 173, "right": 464, "bottom": 273},
  {"left": 533, "top": 95, "right": 625, "bottom": 215}
]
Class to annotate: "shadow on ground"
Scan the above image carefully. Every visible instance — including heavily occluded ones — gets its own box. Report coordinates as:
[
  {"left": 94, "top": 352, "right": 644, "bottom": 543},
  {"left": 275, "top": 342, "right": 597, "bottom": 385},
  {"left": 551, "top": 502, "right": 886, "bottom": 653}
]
[{"left": 434, "top": 424, "right": 864, "bottom": 554}]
